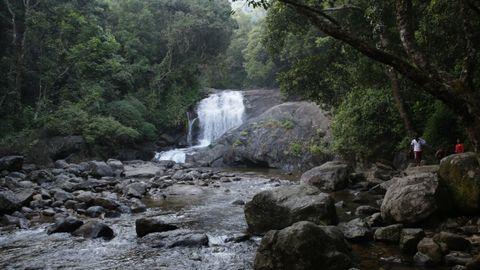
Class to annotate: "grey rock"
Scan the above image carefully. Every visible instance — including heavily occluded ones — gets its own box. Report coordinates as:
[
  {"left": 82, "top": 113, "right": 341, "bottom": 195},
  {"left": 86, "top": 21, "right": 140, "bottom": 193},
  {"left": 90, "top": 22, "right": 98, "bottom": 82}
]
[
  {"left": 86, "top": 206, "right": 105, "bottom": 218},
  {"left": 417, "top": 237, "right": 443, "bottom": 264},
  {"left": 399, "top": 228, "right": 425, "bottom": 254},
  {"left": 244, "top": 185, "right": 337, "bottom": 235},
  {"left": 374, "top": 224, "right": 403, "bottom": 243},
  {"left": 300, "top": 161, "right": 352, "bottom": 191},
  {"left": 47, "top": 217, "right": 84, "bottom": 234},
  {"left": 0, "top": 156, "right": 24, "bottom": 172},
  {"left": 0, "top": 189, "right": 21, "bottom": 214},
  {"left": 135, "top": 218, "right": 178, "bottom": 237},
  {"left": 123, "top": 182, "right": 147, "bottom": 198},
  {"left": 338, "top": 218, "right": 373, "bottom": 242},
  {"left": 381, "top": 173, "right": 450, "bottom": 224},
  {"left": 52, "top": 189, "right": 73, "bottom": 202},
  {"left": 253, "top": 221, "right": 352, "bottom": 270},
  {"left": 106, "top": 159, "right": 124, "bottom": 177},
  {"left": 445, "top": 252, "right": 473, "bottom": 266},
  {"left": 89, "top": 161, "right": 114, "bottom": 178},
  {"left": 355, "top": 205, "right": 379, "bottom": 217},
  {"left": 72, "top": 221, "right": 114, "bottom": 240},
  {"left": 433, "top": 231, "right": 471, "bottom": 252},
  {"left": 139, "top": 229, "right": 208, "bottom": 248}
]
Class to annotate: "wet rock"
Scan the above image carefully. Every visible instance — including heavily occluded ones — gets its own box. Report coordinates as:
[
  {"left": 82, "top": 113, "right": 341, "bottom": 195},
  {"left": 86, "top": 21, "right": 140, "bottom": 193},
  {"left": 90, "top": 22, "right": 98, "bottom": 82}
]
[
  {"left": 0, "top": 156, "right": 24, "bottom": 172},
  {"left": 300, "top": 161, "right": 352, "bottom": 191},
  {"left": 438, "top": 152, "right": 480, "bottom": 214},
  {"left": 123, "top": 182, "right": 147, "bottom": 198},
  {"left": 466, "top": 254, "right": 480, "bottom": 270},
  {"left": 130, "top": 198, "right": 146, "bottom": 213},
  {"left": 413, "top": 252, "right": 435, "bottom": 266},
  {"left": 106, "top": 159, "right": 124, "bottom": 177},
  {"left": 254, "top": 221, "right": 352, "bottom": 270},
  {"left": 72, "top": 221, "right": 114, "bottom": 240},
  {"left": 453, "top": 265, "right": 468, "bottom": 270},
  {"left": 338, "top": 218, "right": 373, "bottom": 242},
  {"left": 64, "top": 200, "right": 77, "bottom": 209},
  {"left": 135, "top": 218, "right": 178, "bottom": 237},
  {"left": 92, "top": 196, "right": 119, "bottom": 210},
  {"left": 374, "top": 224, "right": 403, "bottom": 243},
  {"left": 1, "top": 214, "right": 30, "bottom": 229},
  {"left": 0, "top": 189, "right": 21, "bottom": 214},
  {"left": 86, "top": 206, "right": 105, "bottom": 218},
  {"left": 433, "top": 231, "right": 471, "bottom": 251},
  {"left": 54, "top": 160, "right": 69, "bottom": 169},
  {"left": 231, "top": 199, "right": 245, "bottom": 206},
  {"left": 355, "top": 205, "right": 379, "bottom": 217},
  {"left": 42, "top": 208, "right": 55, "bottom": 216},
  {"left": 139, "top": 229, "right": 208, "bottom": 248},
  {"left": 225, "top": 233, "right": 250, "bottom": 243},
  {"left": 52, "top": 189, "right": 73, "bottom": 202},
  {"left": 381, "top": 173, "right": 449, "bottom": 224},
  {"left": 366, "top": 212, "right": 384, "bottom": 227},
  {"left": 244, "top": 184, "right": 337, "bottom": 235},
  {"left": 445, "top": 252, "right": 473, "bottom": 266},
  {"left": 47, "top": 217, "right": 84, "bottom": 234},
  {"left": 417, "top": 237, "right": 443, "bottom": 264},
  {"left": 89, "top": 161, "right": 114, "bottom": 178},
  {"left": 399, "top": 228, "right": 425, "bottom": 254}
]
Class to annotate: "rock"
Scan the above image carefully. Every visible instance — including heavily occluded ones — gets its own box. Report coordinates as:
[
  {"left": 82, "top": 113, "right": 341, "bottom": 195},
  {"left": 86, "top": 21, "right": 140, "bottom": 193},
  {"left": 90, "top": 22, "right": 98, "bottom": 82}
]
[
  {"left": 253, "top": 221, "right": 352, "bottom": 270},
  {"left": 123, "top": 182, "right": 147, "bottom": 198},
  {"left": 231, "top": 199, "right": 245, "bottom": 206},
  {"left": 374, "top": 224, "right": 403, "bottom": 243},
  {"left": 106, "top": 159, "right": 124, "bottom": 177},
  {"left": 52, "top": 189, "right": 73, "bottom": 202},
  {"left": 28, "top": 170, "right": 54, "bottom": 184},
  {"left": 355, "top": 205, "right": 379, "bottom": 217},
  {"left": 438, "top": 152, "right": 480, "bottom": 214},
  {"left": 189, "top": 102, "right": 333, "bottom": 172},
  {"left": 1, "top": 214, "right": 30, "bottom": 229},
  {"left": 413, "top": 252, "right": 435, "bottom": 266},
  {"left": 86, "top": 206, "right": 105, "bottom": 218},
  {"left": 466, "top": 254, "right": 480, "bottom": 270},
  {"left": 0, "top": 156, "right": 24, "bottom": 172},
  {"left": 380, "top": 173, "right": 450, "bottom": 224},
  {"left": 445, "top": 252, "right": 473, "bottom": 266},
  {"left": 54, "top": 160, "right": 69, "bottom": 169},
  {"left": 72, "top": 221, "right": 114, "bottom": 240},
  {"left": 338, "top": 218, "right": 373, "bottom": 242},
  {"left": 47, "top": 217, "right": 84, "bottom": 234},
  {"left": 417, "top": 237, "right": 443, "bottom": 264},
  {"left": 366, "top": 212, "right": 384, "bottom": 227},
  {"left": 130, "top": 198, "right": 146, "bottom": 213},
  {"left": 433, "top": 231, "right": 471, "bottom": 251},
  {"left": 89, "top": 161, "right": 114, "bottom": 178},
  {"left": 300, "top": 161, "right": 352, "bottom": 191},
  {"left": 135, "top": 218, "right": 178, "bottom": 237},
  {"left": 139, "top": 229, "right": 209, "bottom": 248},
  {"left": 225, "top": 233, "right": 250, "bottom": 243},
  {"left": 399, "top": 228, "right": 425, "bottom": 254},
  {"left": 244, "top": 185, "right": 337, "bottom": 235},
  {"left": 0, "top": 189, "right": 21, "bottom": 214},
  {"left": 454, "top": 265, "right": 468, "bottom": 270}
]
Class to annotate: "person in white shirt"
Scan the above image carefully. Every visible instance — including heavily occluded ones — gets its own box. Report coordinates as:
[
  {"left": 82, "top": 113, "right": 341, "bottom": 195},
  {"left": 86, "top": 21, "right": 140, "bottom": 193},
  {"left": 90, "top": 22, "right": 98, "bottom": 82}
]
[{"left": 411, "top": 136, "right": 426, "bottom": 166}]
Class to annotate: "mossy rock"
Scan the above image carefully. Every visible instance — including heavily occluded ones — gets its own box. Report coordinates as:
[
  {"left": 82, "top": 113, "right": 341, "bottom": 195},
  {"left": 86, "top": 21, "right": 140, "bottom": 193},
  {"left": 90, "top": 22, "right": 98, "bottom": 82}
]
[{"left": 438, "top": 152, "right": 480, "bottom": 214}]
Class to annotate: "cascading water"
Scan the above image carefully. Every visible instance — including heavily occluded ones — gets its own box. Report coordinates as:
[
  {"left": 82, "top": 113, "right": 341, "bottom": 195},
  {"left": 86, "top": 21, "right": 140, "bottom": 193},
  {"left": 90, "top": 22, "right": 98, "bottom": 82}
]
[{"left": 155, "top": 91, "right": 245, "bottom": 163}]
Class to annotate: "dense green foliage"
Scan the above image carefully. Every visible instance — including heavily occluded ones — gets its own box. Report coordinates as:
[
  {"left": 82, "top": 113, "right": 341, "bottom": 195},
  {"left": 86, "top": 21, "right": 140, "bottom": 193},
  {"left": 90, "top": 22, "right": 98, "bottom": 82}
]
[{"left": 0, "top": 0, "right": 238, "bottom": 154}]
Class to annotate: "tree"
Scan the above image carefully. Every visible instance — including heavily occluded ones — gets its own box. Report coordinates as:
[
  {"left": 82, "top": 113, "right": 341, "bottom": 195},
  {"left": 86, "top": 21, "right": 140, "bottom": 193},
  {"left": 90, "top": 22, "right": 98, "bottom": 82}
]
[{"left": 242, "top": 0, "right": 480, "bottom": 151}]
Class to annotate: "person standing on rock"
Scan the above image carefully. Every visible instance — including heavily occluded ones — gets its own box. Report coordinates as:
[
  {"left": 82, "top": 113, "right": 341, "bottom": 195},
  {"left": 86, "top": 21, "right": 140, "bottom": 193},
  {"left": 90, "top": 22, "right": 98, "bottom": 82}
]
[
  {"left": 411, "top": 136, "right": 426, "bottom": 166},
  {"left": 455, "top": 138, "right": 465, "bottom": 154}
]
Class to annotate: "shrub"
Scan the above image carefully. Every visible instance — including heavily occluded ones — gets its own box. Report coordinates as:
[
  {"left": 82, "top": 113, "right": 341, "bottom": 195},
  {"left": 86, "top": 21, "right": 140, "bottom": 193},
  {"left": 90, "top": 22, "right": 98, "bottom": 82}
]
[
  {"left": 138, "top": 122, "right": 157, "bottom": 141},
  {"left": 423, "top": 101, "right": 464, "bottom": 149},
  {"left": 41, "top": 104, "right": 89, "bottom": 136},
  {"left": 83, "top": 116, "right": 140, "bottom": 146},
  {"left": 107, "top": 98, "right": 145, "bottom": 129},
  {"left": 332, "top": 88, "right": 403, "bottom": 161},
  {"left": 289, "top": 142, "right": 302, "bottom": 156}
]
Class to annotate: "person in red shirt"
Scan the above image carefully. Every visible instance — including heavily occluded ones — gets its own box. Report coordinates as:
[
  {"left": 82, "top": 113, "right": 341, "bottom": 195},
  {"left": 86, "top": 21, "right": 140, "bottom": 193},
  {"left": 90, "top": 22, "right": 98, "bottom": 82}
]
[{"left": 455, "top": 139, "right": 465, "bottom": 154}]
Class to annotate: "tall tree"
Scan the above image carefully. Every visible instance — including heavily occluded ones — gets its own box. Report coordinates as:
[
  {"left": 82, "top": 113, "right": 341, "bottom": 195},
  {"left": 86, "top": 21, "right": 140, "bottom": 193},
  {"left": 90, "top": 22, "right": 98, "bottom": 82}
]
[{"left": 243, "top": 0, "right": 480, "bottom": 151}]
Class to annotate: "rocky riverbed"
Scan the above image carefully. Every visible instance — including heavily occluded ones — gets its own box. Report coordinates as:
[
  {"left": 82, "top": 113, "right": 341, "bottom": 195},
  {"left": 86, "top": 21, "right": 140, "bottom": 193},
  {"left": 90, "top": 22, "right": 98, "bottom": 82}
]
[{"left": 1, "top": 155, "right": 479, "bottom": 269}]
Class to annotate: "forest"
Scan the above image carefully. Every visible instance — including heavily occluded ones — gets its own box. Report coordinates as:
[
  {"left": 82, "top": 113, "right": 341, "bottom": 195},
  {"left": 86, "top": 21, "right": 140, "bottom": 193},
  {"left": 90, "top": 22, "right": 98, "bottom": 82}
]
[{"left": 1, "top": 1, "right": 480, "bottom": 270}]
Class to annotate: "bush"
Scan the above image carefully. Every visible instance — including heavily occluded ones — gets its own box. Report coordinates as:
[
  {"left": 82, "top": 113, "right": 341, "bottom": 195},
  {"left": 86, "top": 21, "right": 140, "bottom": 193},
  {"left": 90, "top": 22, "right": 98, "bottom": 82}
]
[
  {"left": 138, "top": 122, "right": 157, "bottom": 141},
  {"left": 107, "top": 98, "right": 145, "bottom": 129},
  {"left": 423, "top": 101, "right": 464, "bottom": 149},
  {"left": 83, "top": 116, "right": 140, "bottom": 146},
  {"left": 332, "top": 88, "right": 403, "bottom": 161},
  {"left": 41, "top": 104, "right": 89, "bottom": 136}
]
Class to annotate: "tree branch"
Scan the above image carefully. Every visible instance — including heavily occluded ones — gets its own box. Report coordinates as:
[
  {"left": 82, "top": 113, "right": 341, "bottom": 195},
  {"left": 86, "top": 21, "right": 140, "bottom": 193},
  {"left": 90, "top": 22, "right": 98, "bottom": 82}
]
[{"left": 460, "top": 0, "right": 477, "bottom": 88}]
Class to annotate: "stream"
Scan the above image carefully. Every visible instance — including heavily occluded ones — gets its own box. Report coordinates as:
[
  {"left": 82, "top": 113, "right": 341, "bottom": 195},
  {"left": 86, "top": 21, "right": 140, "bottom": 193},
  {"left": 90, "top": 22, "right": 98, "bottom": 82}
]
[{"left": 0, "top": 168, "right": 441, "bottom": 270}]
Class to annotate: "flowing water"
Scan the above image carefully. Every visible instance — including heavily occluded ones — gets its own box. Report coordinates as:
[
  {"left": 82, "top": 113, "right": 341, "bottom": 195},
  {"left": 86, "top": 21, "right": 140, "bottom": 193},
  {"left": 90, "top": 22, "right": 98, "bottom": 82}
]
[{"left": 156, "top": 90, "right": 245, "bottom": 163}]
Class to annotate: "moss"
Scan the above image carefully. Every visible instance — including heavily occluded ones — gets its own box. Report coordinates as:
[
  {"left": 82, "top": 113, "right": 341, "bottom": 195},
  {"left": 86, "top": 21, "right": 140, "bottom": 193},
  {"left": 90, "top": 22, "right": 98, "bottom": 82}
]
[
  {"left": 240, "top": 130, "right": 249, "bottom": 137},
  {"left": 280, "top": 119, "right": 295, "bottom": 129},
  {"left": 233, "top": 139, "right": 243, "bottom": 148},
  {"left": 289, "top": 142, "right": 303, "bottom": 156}
]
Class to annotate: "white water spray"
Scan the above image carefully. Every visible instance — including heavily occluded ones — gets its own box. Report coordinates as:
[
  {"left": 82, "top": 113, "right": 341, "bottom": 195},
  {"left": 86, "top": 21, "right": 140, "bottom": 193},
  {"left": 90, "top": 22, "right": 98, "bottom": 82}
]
[{"left": 155, "top": 91, "right": 245, "bottom": 163}]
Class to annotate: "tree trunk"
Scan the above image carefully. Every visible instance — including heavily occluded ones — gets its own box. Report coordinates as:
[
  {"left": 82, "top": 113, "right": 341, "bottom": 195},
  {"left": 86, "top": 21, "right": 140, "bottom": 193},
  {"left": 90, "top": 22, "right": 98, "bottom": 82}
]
[{"left": 386, "top": 68, "right": 415, "bottom": 136}]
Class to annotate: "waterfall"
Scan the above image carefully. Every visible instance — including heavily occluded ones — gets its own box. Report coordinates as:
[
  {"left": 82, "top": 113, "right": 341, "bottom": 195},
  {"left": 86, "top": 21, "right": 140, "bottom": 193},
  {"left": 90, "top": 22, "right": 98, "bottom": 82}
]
[
  {"left": 186, "top": 111, "right": 197, "bottom": 146},
  {"left": 155, "top": 90, "right": 245, "bottom": 163}
]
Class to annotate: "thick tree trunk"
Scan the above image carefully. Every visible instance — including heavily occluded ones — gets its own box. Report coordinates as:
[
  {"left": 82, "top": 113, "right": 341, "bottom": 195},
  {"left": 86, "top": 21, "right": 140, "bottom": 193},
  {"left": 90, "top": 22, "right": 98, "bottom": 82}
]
[
  {"left": 463, "top": 105, "right": 480, "bottom": 152},
  {"left": 386, "top": 68, "right": 415, "bottom": 136}
]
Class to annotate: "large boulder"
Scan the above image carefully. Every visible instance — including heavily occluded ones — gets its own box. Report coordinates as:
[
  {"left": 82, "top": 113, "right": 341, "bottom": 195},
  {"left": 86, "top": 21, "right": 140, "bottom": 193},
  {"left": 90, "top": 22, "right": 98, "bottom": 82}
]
[
  {"left": 300, "top": 161, "right": 352, "bottom": 191},
  {"left": 438, "top": 152, "right": 480, "bottom": 214},
  {"left": 254, "top": 221, "right": 352, "bottom": 270},
  {"left": 380, "top": 173, "right": 450, "bottom": 224},
  {"left": 47, "top": 217, "right": 84, "bottom": 234},
  {"left": 244, "top": 185, "right": 337, "bottom": 235},
  {"left": 0, "top": 156, "right": 24, "bottom": 172},
  {"left": 189, "top": 102, "right": 332, "bottom": 172},
  {"left": 89, "top": 161, "right": 114, "bottom": 178},
  {"left": 0, "top": 189, "right": 21, "bottom": 214}
]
